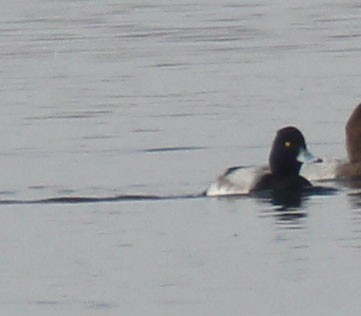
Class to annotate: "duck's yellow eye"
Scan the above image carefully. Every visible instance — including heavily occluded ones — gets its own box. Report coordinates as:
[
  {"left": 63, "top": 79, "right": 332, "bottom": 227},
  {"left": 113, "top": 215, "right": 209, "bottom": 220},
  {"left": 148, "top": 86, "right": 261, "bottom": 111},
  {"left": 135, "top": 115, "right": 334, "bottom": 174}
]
[{"left": 285, "top": 141, "right": 292, "bottom": 147}]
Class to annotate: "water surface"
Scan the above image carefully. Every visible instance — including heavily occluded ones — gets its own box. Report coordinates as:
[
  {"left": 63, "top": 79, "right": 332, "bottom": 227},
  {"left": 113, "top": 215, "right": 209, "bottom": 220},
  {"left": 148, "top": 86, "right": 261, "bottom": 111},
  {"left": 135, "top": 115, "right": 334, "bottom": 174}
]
[{"left": 1, "top": 1, "right": 361, "bottom": 315}]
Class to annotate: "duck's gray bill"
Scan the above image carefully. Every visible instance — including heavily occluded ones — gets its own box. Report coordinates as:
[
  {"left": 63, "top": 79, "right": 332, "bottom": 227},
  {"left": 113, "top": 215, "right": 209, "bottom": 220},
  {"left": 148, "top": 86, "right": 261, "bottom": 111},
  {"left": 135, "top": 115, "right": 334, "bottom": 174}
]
[{"left": 297, "top": 148, "right": 322, "bottom": 164}]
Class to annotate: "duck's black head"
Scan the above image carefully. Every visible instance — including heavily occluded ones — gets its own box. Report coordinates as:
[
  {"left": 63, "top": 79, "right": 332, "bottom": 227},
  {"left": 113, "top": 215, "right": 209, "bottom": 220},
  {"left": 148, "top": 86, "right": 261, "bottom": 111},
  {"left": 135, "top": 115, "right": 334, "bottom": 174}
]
[{"left": 269, "top": 126, "right": 319, "bottom": 177}]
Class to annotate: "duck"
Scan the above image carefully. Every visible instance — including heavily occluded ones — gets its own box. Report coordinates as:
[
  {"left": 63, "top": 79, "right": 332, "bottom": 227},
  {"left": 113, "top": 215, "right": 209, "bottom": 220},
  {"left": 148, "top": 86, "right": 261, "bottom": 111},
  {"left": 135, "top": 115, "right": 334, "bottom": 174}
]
[
  {"left": 336, "top": 102, "right": 361, "bottom": 179},
  {"left": 206, "top": 126, "right": 321, "bottom": 196}
]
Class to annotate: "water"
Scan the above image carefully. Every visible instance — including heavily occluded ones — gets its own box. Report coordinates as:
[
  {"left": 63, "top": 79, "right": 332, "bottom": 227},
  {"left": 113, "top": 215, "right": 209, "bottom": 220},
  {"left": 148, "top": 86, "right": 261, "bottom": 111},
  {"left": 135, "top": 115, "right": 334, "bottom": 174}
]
[{"left": 1, "top": 0, "right": 361, "bottom": 315}]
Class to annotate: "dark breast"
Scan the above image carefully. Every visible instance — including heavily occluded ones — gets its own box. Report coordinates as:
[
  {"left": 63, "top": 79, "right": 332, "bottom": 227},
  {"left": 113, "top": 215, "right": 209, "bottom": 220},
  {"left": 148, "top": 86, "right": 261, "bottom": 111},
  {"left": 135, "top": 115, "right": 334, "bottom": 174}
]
[{"left": 250, "top": 173, "right": 312, "bottom": 192}]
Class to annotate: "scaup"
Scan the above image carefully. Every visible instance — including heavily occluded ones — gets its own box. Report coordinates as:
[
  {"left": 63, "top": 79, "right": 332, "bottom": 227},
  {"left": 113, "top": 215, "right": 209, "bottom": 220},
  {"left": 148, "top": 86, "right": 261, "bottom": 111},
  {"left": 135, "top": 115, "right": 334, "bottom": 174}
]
[{"left": 206, "top": 126, "right": 320, "bottom": 196}]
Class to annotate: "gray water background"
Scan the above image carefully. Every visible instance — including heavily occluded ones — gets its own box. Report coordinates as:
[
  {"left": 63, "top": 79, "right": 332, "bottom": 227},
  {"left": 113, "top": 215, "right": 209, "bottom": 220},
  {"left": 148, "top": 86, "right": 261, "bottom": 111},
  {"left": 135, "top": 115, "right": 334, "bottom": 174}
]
[{"left": 1, "top": 1, "right": 361, "bottom": 315}]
